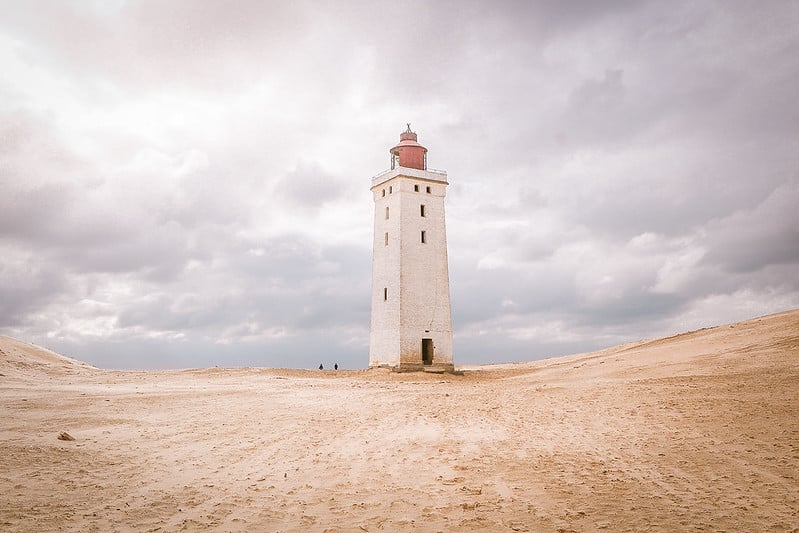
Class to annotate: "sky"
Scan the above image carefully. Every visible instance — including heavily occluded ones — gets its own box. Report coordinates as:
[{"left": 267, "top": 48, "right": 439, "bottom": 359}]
[{"left": 1, "top": 0, "right": 798, "bottom": 370}]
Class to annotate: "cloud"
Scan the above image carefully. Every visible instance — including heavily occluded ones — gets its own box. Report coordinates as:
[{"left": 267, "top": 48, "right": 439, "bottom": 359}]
[
  {"left": 0, "top": 246, "right": 69, "bottom": 327},
  {"left": 275, "top": 163, "right": 350, "bottom": 211},
  {"left": 1, "top": 1, "right": 798, "bottom": 369},
  {"left": 702, "top": 180, "right": 799, "bottom": 274}
]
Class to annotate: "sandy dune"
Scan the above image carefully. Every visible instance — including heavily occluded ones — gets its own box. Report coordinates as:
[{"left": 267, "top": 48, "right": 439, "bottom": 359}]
[{"left": 1, "top": 310, "right": 798, "bottom": 532}]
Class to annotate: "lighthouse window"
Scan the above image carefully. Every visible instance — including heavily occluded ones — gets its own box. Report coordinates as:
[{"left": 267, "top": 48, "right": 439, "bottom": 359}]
[
  {"left": 382, "top": 189, "right": 385, "bottom": 197},
  {"left": 421, "top": 230, "right": 426, "bottom": 243},
  {"left": 383, "top": 287, "right": 388, "bottom": 301},
  {"left": 389, "top": 185, "right": 393, "bottom": 194},
  {"left": 385, "top": 206, "right": 389, "bottom": 220},
  {"left": 384, "top": 232, "right": 388, "bottom": 246},
  {"left": 414, "top": 184, "right": 419, "bottom": 192},
  {"left": 426, "top": 186, "right": 431, "bottom": 193},
  {"left": 420, "top": 204, "right": 426, "bottom": 217}
]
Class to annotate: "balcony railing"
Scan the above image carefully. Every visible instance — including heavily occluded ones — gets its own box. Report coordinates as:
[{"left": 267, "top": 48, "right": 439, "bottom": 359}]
[{"left": 370, "top": 166, "right": 447, "bottom": 181}]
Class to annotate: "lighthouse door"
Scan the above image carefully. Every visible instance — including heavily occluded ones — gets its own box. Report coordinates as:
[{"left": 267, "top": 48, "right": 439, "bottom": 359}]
[{"left": 421, "top": 338, "right": 433, "bottom": 365}]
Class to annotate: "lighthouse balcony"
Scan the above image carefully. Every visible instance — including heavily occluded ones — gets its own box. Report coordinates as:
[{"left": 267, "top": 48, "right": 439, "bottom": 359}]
[{"left": 371, "top": 166, "right": 448, "bottom": 189}]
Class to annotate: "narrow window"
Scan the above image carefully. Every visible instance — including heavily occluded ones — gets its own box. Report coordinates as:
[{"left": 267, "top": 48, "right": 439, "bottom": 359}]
[
  {"left": 414, "top": 184, "right": 419, "bottom": 192},
  {"left": 426, "top": 186, "right": 431, "bottom": 193},
  {"left": 384, "top": 232, "right": 388, "bottom": 246},
  {"left": 382, "top": 189, "right": 385, "bottom": 197},
  {"left": 389, "top": 185, "right": 393, "bottom": 194},
  {"left": 421, "top": 230, "right": 426, "bottom": 243},
  {"left": 420, "top": 204, "right": 426, "bottom": 217},
  {"left": 385, "top": 206, "right": 389, "bottom": 220},
  {"left": 383, "top": 287, "right": 388, "bottom": 301}
]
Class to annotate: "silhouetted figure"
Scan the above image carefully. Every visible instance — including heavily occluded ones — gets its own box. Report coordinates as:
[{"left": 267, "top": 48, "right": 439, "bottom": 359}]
[
  {"left": 319, "top": 364, "right": 323, "bottom": 370},
  {"left": 334, "top": 363, "right": 338, "bottom": 370}
]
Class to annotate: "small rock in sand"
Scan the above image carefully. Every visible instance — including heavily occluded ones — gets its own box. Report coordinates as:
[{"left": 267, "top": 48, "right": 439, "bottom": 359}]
[{"left": 57, "top": 432, "right": 75, "bottom": 441}]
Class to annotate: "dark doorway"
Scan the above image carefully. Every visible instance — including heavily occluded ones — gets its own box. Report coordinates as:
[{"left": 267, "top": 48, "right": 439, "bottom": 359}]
[{"left": 422, "top": 338, "right": 433, "bottom": 365}]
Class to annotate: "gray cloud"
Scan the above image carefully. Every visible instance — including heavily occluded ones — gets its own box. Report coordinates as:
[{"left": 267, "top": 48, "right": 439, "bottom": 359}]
[
  {"left": 0, "top": 251, "right": 69, "bottom": 327},
  {"left": 275, "top": 163, "right": 350, "bottom": 211},
  {"left": 1, "top": 1, "right": 798, "bottom": 369},
  {"left": 702, "top": 181, "right": 799, "bottom": 274}
]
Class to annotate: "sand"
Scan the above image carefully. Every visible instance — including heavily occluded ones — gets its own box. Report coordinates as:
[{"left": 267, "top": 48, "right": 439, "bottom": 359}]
[{"left": 1, "top": 310, "right": 798, "bottom": 532}]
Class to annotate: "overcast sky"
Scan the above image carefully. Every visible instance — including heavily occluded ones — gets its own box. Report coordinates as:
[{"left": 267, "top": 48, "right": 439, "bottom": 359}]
[{"left": 1, "top": 1, "right": 797, "bottom": 369}]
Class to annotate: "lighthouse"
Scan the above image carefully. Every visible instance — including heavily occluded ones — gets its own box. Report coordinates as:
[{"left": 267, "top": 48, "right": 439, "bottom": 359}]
[{"left": 369, "top": 125, "right": 454, "bottom": 372}]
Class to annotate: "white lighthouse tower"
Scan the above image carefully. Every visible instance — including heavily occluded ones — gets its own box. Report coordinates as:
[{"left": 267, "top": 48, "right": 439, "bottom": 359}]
[{"left": 369, "top": 125, "right": 454, "bottom": 372}]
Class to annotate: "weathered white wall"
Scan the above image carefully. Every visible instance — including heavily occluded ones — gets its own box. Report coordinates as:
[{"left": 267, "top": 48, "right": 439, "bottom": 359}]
[
  {"left": 369, "top": 167, "right": 454, "bottom": 369},
  {"left": 368, "top": 180, "right": 402, "bottom": 366}
]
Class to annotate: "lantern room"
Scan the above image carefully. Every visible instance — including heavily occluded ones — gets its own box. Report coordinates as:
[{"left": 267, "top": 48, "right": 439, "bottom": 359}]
[{"left": 390, "top": 123, "right": 428, "bottom": 170}]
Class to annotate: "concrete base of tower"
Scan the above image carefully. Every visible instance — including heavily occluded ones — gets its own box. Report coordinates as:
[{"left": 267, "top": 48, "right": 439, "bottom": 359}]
[
  {"left": 368, "top": 363, "right": 456, "bottom": 373},
  {"left": 394, "top": 363, "right": 425, "bottom": 373},
  {"left": 422, "top": 364, "right": 456, "bottom": 374}
]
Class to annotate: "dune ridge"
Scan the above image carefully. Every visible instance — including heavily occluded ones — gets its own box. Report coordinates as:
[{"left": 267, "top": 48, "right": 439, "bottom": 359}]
[
  {"left": 1, "top": 310, "right": 797, "bottom": 531},
  {"left": 0, "top": 335, "right": 96, "bottom": 378}
]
